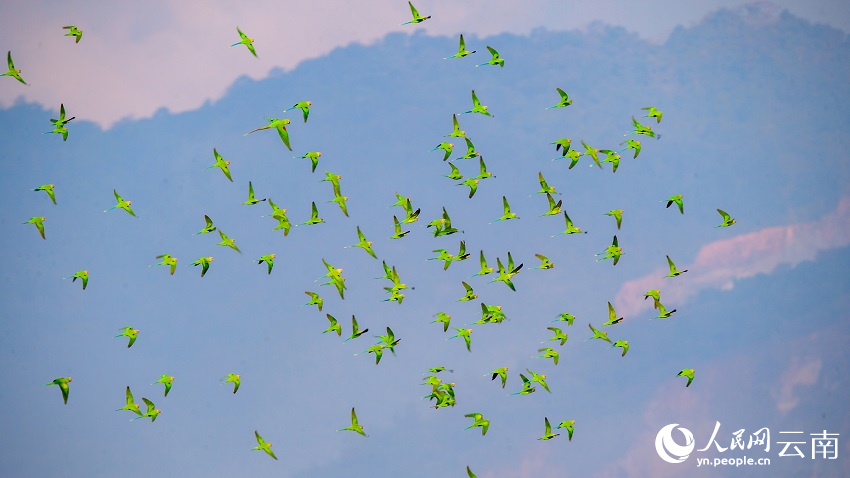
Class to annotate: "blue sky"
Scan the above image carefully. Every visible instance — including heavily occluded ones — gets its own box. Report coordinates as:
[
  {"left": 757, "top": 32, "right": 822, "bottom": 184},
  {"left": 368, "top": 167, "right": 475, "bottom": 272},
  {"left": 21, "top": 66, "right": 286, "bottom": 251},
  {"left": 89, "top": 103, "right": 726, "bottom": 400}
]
[{"left": 1, "top": 2, "right": 849, "bottom": 477}]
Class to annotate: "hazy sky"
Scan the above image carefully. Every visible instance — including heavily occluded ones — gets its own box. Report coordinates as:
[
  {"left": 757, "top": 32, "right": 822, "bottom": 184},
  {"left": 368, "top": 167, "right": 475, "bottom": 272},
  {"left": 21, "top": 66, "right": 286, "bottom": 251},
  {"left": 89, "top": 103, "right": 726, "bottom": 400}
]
[
  {"left": 0, "top": 0, "right": 848, "bottom": 127},
  {"left": 1, "top": 1, "right": 849, "bottom": 477}
]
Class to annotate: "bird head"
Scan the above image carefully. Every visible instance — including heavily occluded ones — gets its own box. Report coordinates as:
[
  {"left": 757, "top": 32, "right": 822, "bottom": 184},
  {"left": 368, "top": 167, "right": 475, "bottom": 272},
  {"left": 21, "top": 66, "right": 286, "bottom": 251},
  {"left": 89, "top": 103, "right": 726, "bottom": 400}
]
[
  {"left": 50, "top": 184, "right": 54, "bottom": 188},
  {"left": 236, "top": 374, "right": 241, "bottom": 379},
  {"left": 448, "top": 143, "right": 454, "bottom": 148},
  {"left": 127, "top": 201, "right": 132, "bottom": 205},
  {"left": 483, "top": 106, "right": 488, "bottom": 110},
  {"left": 68, "top": 377, "right": 73, "bottom": 382},
  {"left": 41, "top": 217, "right": 47, "bottom": 221},
  {"left": 307, "top": 101, "right": 312, "bottom": 105},
  {"left": 270, "top": 254, "right": 276, "bottom": 258},
  {"left": 133, "top": 404, "right": 140, "bottom": 409}
]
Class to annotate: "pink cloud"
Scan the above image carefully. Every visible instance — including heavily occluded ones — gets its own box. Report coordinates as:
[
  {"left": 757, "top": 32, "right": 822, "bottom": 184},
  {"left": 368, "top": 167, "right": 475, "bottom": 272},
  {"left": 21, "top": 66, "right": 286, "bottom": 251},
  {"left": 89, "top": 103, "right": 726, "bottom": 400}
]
[
  {"left": 615, "top": 196, "right": 850, "bottom": 318},
  {"left": 773, "top": 356, "right": 822, "bottom": 414}
]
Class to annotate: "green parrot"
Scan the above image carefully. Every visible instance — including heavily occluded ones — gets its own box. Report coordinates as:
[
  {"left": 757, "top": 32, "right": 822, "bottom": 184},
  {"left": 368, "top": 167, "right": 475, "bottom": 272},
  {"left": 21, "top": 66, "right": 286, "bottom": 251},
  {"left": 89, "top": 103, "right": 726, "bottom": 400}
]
[
  {"left": 476, "top": 46, "right": 504, "bottom": 67},
  {"left": 489, "top": 367, "right": 509, "bottom": 388},
  {"left": 43, "top": 125, "right": 69, "bottom": 141},
  {"left": 625, "top": 116, "right": 660, "bottom": 139},
  {"left": 222, "top": 373, "right": 241, "bottom": 393},
  {"left": 46, "top": 377, "right": 72, "bottom": 404},
  {"left": 153, "top": 375, "right": 175, "bottom": 397},
  {"left": 677, "top": 368, "right": 695, "bottom": 387},
  {"left": 263, "top": 199, "right": 291, "bottom": 236},
  {"left": 432, "top": 142, "right": 454, "bottom": 161},
  {"left": 558, "top": 149, "right": 583, "bottom": 168},
  {"left": 426, "top": 366, "right": 453, "bottom": 374},
  {"left": 534, "top": 347, "right": 560, "bottom": 365},
  {"left": 612, "top": 340, "right": 629, "bottom": 357},
  {"left": 448, "top": 327, "right": 472, "bottom": 351},
  {"left": 343, "top": 227, "right": 376, "bottom": 258},
  {"left": 457, "top": 281, "right": 477, "bottom": 302},
  {"left": 216, "top": 230, "right": 241, "bottom": 253},
  {"left": 601, "top": 301, "right": 623, "bottom": 326},
  {"left": 586, "top": 323, "right": 612, "bottom": 344},
  {"left": 300, "top": 201, "right": 325, "bottom": 225},
  {"left": 489, "top": 253, "right": 523, "bottom": 291},
  {"left": 664, "top": 255, "right": 688, "bottom": 278},
  {"left": 599, "top": 149, "right": 622, "bottom": 173},
  {"left": 116, "top": 386, "right": 142, "bottom": 415},
  {"left": 619, "top": 138, "right": 642, "bottom": 158},
  {"left": 295, "top": 151, "right": 322, "bottom": 172},
  {"left": 231, "top": 27, "right": 257, "bottom": 57},
  {"left": 207, "top": 148, "right": 233, "bottom": 182},
  {"left": 458, "top": 178, "right": 479, "bottom": 199},
  {"left": 104, "top": 189, "right": 136, "bottom": 216},
  {"left": 151, "top": 254, "right": 178, "bottom": 275},
  {"left": 2, "top": 51, "right": 27, "bottom": 85},
  {"left": 321, "top": 171, "right": 342, "bottom": 188},
  {"left": 401, "top": 198, "right": 420, "bottom": 224},
  {"left": 512, "top": 373, "right": 536, "bottom": 395},
  {"left": 64, "top": 269, "right": 88, "bottom": 290},
  {"left": 245, "top": 118, "right": 292, "bottom": 151},
  {"left": 132, "top": 398, "right": 162, "bottom": 422},
  {"left": 553, "top": 211, "right": 586, "bottom": 236},
  {"left": 402, "top": 1, "right": 431, "bottom": 25},
  {"left": 243, "top": 181, "right": 267, "bottom": 205},
  {"left": 32, "top": 184, "right": 57, "bottom": 205},
  {"left": 533, "top": 253, "right": 554, "bottom": 270},
  {"left": 338, "top": 407, "right": 368, "bottom": 437},
  {"left": 389, "top": 215, "right": 410, "bottom": 239},
  {"left": 456, "top": 137, "right": 482, "bottom": 161},
  {"left": 552, "top": 312, "right": 576, "bottom": 325},
  {"left": 642, "top": 106, "right": 663, "bottom": 123},
  {"left": 544, "top": 327, "right": 568, "bottom": 346},
  {"left": 716, "top": 209, "right": 736, "bottom": 227},
  {"left": 472, "top": 250, "right": 494, "bottom": 277},
  {"left": 304, "top": 291, "right": 324, "bottom": 312},
  {"left": 284, "top": 100, "right": 312, "bottom": 122},
  {"left": 431, "top": 312, "right": 452, "bottom": 332},
  {"left": 644, "top": 289, "right": 661, "bottom": 304},
  {"left": 653, "top": 301, "right": 678, "bottom": 319},
  {"left": 344, "top": 315, "right": 369, "bottom": 342},
  {"left": 360, "top": 343, "right": 386, "bottom": 364},
  {"left": 323, "top": 313, "right": 342, "bottom": 336},
  {"left": 526, "top": 369, "right": 551, "bottom": 393},
  {"left": 445, "top": 114, "right": 467, "bottom": 138},
  {"left": 540, "top": 193, "right": 563, "bottom": 217},
  {"left": 547, "top": 88, "right": 572, "bottom": 109},
  {"left": 196, "top": 215, "right": 216, "bottom": 235},
  {"left": 664, "top": 194, "right": 684, "bottom": 214},
  {"left": 555, "top": 419, "right": 576, "bottom": 440},
  {"left": 191, "top": 256, "right": 214, "bottom": 277},
  {"left": 444, "top": 34, "right": 476, "bottom": 59},
  {"left": 63, "top": 25, "right": 83, "bottom": 43},
  {"left": 474, "top": 157, "right": 495, "bottom": 180},
  {"left": 444, "top": 162, "right": 464, "bottom": 181},
  {"left": 257, "top": 254, "right": 276, "bottom": 274},
  {"left": 252, "top": 430, "right": 277, "bottom": 459},
  {"left": 580, "top": 140, "right": 602, "bottom": 168},
  {"left": 464, "top": 412, "right": 489, "bottom": 435},
  {"left": 461, "top": 90, "right": 492, "bottom": 117},
  {"left": 493, "top": 196, "right": 518, "bottom": 222},
  {"left": 552, "top": 137, "right": 572, "bottom": 156},
  {"left": 329, "top": 182, "right": 349, "bottom": 217},
  {"left": 538, "top": 417, "right": 561, "bottom": 440},
  {"left": 50, "top": 103, "right": 75, "bottom": 128},
  {"left": 532, "top": 171, "right": 559, "bottom": 196},
  {"left": 115, "top": 326, "right": 139, "bottom": 348},
  {"left": 604, "top": 209, "right": 623, "bottom": 229},
  {"left": 595, "top": 235, "right": 622, "bottom": 265}
]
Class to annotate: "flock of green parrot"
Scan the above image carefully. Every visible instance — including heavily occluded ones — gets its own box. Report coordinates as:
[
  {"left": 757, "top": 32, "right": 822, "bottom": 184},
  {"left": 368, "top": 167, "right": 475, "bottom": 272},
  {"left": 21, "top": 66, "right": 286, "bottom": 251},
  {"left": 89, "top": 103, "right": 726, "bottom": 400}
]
[{"left": 10, "top": 2, "right": 740, "bottom": 474}]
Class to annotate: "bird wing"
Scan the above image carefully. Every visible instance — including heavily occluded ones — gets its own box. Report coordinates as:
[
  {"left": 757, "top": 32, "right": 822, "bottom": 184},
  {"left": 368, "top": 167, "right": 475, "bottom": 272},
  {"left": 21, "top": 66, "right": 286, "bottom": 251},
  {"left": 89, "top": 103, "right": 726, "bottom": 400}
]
[{"left": 471, "top": 90, "right": 481, "bottom": 107}]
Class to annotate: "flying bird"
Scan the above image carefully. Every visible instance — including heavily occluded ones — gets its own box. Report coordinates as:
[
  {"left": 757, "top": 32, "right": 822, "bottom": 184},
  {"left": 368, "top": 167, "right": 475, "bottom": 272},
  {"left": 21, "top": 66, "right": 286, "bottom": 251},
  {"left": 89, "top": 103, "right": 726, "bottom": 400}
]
[
  {"left": 538, "top": 417, "right": 561, "bottom": 440},
  {"left": 222, "top": 373, "right": 241, "bottom": 393},
  {"left": 664, "top": 194, "right": 684, "bottom": 214},
  {"left": 207, "top": 148, "right": 233, "bottom": 181},
  {"left": 601, "top": 301, "right": 623, "bottom": 326},
  {"left": 716, "top": 209, "right": 736, "bottom": 227},
  {"left": 216, "top": 230, "right": 241, "bottom": 253},
  {"left": 116, "top": 386, "right": 142, "bottom": 415},
  {"left": 23, "top": 216, "right": 46, "bottom": 239},
  {"left": 664, "top": 255, "right": 688, "bottom": 278},
  {"left": 256, "top": 254, "right": 276, "bottom": 274},
  {"left": 232, "top": 27, "right": 257, "bottom": 57},
  {"left": 63, "top": 25, "right": 83, "bottom": 43},
  {"left": 64, "top": 269, "right": 88, "bottom": 290},
  {"left": 104, "top": 189, "right": 136, "bottom": 217},
  {"left": 555, "top": 419, "right": 576, "bottom": 440},
  {"left": 338, "top": 407, "right": 368, "bottom": 437},
  {"left": 402, "top": 1, "right": 430, "bottom": 25},
  {"left": 642, "top": 106, "right": 663, "bottom": 123},
  {"left": 604, "top": 209, "right": 623, "bottom": 229},
  {"left": 115, "top": 326, "right": 139, "bottom": 348},
  {"left": 243, "top": 181, "right": 267, "bottom": 205},
  {"left": 547, "top": 88, "right": 572, "bottom": 109},
  {"left": 245, "top": 118, "right": 292, "bottom": 151},
  {"left": 153, "top": 375, "right": 175, "bottom": 397},
  {"left": 151, "top": 254, "right": 178, "bottom": 275},
  {"left": 252, "top": 430, "right": 278, "bottom": 459},
  {"left": 295, "top": 151, "right": 322, "bottom": 172},
  {"left": 476, "top": 46, "right": 504, "bottom": 67},
  {"left": 304, "top": 291, "right": 324, "bottom": 312},
  {"left": 444, "top": 34, "right": 476, "bottom": 59},
  {"left": 132, "top": 398, "right": 161, "bottom": 422},
  {"left": 46, "top": 377, "right": 72, "bottom": 404},
  {"left": 2, "top": 51, "right": 27, "bottom": 85},
  {"left": 32, "top": 184, "right": 57, "bottom": 204},
  {"left": 677, "top": 368, "right": 695, "bottom": 387},
  {"left": 285, "top": 100, "right": 312, "bottom": 122},
  {"left": 461, "top": 90, "right": 493, "bottom": 117}
]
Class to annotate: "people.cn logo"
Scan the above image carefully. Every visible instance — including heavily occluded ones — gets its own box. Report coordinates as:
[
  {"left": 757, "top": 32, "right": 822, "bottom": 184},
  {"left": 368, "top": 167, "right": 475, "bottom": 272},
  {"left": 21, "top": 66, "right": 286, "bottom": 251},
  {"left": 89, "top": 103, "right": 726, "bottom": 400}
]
[{"left": 655, "top": 424, "right": 696, "bottom": 463}]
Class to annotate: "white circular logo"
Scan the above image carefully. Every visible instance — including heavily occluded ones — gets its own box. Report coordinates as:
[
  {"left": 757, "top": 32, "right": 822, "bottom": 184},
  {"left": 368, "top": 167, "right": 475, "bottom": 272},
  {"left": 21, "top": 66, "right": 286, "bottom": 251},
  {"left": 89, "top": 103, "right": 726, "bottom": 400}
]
[{"left": 655, "top": 424, "right": 695, "bottom": 463}]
